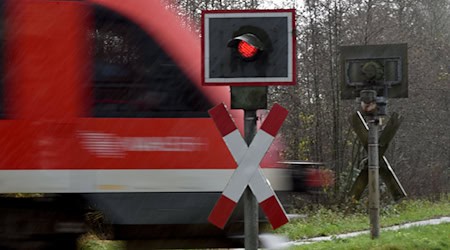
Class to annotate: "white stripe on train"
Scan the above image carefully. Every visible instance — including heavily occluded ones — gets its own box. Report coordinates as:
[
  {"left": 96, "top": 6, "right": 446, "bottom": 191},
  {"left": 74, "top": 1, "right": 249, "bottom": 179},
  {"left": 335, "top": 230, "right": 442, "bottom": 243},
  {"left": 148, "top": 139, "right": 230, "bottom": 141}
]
[{"left": 0, "top": 169, "right": 292, "bottom": 193}]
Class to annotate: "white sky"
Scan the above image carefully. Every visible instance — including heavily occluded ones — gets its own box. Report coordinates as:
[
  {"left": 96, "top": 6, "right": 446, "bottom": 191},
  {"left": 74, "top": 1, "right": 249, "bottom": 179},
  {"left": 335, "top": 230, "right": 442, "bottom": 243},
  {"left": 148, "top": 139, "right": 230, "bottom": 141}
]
[{"left": 259, "top": 0, "right": 304, "bottom": 9}]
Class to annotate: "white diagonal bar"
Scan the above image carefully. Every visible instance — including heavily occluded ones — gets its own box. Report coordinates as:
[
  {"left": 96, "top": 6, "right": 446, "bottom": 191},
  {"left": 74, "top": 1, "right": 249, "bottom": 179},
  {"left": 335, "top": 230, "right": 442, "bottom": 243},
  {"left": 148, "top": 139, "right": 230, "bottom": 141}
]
[
  {"left": 222, "top": 129, "right": 274, "bottom": 201},
  {"left": 223, "top": 130, "right": 247, "bottom": 164},
  {"left": 222, "top": 129, "right": 276, "bottom": 203},
  {"left": 249, "top": 168, "right": 275, "bottom": 202}
]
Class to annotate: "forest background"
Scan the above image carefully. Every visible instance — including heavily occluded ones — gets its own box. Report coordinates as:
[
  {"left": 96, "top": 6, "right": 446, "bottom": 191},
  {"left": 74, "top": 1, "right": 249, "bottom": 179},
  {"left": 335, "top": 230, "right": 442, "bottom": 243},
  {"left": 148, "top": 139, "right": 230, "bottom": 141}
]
[{"left": 165, "top": 0, "right": 449, "bottom": 201}]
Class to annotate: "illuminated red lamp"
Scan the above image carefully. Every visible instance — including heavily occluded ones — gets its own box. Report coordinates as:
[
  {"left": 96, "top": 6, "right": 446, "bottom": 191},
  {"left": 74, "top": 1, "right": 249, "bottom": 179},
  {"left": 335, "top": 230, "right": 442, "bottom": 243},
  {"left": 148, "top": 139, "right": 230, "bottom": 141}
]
[
  {"left": 238, "top": 40, "right": 259, "bottom": 59},
  {"left": 227, "top": 33, "right": 264, "bottom": 60}
]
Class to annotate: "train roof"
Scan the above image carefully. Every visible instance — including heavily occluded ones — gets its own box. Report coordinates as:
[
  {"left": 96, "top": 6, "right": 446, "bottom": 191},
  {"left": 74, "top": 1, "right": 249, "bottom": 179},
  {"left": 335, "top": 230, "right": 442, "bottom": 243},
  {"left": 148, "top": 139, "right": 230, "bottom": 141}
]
[{"left": 88, "top": 0, "right": 230, "bottom": 106}]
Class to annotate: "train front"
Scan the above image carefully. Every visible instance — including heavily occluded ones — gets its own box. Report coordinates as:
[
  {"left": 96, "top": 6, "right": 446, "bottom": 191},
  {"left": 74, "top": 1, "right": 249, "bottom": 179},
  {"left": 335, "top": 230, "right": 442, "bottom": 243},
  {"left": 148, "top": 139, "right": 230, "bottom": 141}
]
[{"left": 0, "top": 0, "right": 293, "bottom": 248}]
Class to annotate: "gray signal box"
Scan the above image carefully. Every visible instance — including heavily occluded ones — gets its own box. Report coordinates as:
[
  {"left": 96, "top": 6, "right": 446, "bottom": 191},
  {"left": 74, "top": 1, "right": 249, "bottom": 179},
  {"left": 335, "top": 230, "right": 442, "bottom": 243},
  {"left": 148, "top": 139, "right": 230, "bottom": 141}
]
[
  {"left": 201, "top": 10, "right": 296, "bottom": 86},
  {"left": 340, "top": 44, "right": 408, "bottom": 99}
]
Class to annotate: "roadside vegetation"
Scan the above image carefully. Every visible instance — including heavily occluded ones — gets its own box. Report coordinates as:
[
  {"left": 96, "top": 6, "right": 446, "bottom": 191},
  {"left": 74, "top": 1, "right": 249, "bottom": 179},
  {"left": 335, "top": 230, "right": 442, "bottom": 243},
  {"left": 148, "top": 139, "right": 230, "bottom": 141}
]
[
  {"left": 291, "top": 223, "right": 450, "bottom": 250},
  {"left": 278, "top": 195, "right": 450, "bottom": 240},
  {"left": 79, "top": 196, "right": 449, "bottom": 249},
  {"left": 78, "top": 234, "right": 125, "bottom": 250}
]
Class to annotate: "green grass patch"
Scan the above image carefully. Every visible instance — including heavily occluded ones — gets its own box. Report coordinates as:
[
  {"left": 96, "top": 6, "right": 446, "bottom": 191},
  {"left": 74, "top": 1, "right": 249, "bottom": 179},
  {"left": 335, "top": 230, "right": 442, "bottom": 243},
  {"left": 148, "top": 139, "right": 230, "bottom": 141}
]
[
  {"left": 381, "top": 198, "right": 449, "bottom": 226},
  {"left": 290, "top": 223, "right": 450, "bottom": 250},
  {"left": 78, "top": 196, "right": 449, "bottom": 249},
  {"left": 278, "top": 196, "right": 450, "bottom": 240},
  {"left": 78, "top": 234, "right": 125, "bottom": 250}
]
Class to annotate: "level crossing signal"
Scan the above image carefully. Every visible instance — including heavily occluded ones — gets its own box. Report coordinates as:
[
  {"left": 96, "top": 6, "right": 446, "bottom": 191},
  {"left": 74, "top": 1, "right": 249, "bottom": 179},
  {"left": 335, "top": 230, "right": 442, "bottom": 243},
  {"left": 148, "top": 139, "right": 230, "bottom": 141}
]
[
  {"left": 340, "top": 44, "right": 408, "bottom": 99},
  {"left": 201, "top": 10, "right": 296, "bottom": 86}
]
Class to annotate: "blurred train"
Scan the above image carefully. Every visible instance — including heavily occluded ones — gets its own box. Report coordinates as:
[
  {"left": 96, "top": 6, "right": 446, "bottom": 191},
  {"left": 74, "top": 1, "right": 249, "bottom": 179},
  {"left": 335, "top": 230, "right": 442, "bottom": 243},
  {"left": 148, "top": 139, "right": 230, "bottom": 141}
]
[{"left": 0, "top": 0, "right": 330, "bottom": 249}]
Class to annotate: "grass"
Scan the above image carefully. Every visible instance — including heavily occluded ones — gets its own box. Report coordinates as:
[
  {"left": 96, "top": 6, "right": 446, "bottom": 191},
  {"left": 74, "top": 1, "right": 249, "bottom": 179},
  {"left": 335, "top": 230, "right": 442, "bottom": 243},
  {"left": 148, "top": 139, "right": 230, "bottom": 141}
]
[
  {"left": 78, "top": 196, "right": 449, "bottom": 249},
  {"left": 277, "top": 195, "right": 450, "bottom": 240},
  {"left": 381, "top": 198, "right": 449, "bottom": 225},
  {"left": 290, "top": 223, "right": 450, "bottom": 250},
  {"left": 78, "top": 234, "right": 125, "bottom": 250}
]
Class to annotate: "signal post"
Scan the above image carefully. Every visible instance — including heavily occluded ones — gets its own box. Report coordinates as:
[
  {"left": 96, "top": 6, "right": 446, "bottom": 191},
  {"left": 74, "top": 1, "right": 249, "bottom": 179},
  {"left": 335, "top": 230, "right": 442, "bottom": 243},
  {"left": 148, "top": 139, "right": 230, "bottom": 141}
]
[
  {"left": 202, "top": 10, "right": 295, "bottom": 249},
  {"left": 340, "top": 44, "right": 408, "bottom": 238},
  {"left": 361, "top": 89, "right": 381, "bottom": 237}
]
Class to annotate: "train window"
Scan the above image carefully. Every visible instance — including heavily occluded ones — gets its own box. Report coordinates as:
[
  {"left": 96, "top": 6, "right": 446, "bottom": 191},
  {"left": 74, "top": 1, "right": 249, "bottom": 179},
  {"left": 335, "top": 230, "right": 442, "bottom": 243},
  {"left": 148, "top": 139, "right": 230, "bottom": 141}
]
[{"left": 93, "top": 7, "right": 211, "bottom": 118}]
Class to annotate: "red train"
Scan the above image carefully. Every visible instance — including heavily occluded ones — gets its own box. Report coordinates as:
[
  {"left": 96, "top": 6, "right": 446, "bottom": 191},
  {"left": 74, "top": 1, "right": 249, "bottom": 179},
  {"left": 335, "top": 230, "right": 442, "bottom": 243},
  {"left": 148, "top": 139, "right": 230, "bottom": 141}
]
[{"left": 0, "top": 0, "right": 296, "bottom": 248}]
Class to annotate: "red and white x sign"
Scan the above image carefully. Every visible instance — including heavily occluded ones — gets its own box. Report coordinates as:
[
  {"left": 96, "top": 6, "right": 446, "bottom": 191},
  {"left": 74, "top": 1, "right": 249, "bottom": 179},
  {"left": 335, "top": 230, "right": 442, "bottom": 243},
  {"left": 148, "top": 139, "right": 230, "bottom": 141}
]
[{"left": 208, "top": 103, "right": 289, "bottom": 229}]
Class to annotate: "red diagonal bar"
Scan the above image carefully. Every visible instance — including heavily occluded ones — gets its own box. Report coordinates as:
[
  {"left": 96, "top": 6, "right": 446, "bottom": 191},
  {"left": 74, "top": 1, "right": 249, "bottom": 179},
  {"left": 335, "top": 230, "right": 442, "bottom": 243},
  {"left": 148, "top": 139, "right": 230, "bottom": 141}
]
[
  {"left": 260, "top": 195, "right": 289, "bottom": 229},
  {"left": 208, "top": 103, "right": 237, "bottom": 137},
  {"left": 260, "top": 103, "right": 288, "bottom": 137},
  {"left": 208, "top": 195, "right": 237, "bottom": 229}
]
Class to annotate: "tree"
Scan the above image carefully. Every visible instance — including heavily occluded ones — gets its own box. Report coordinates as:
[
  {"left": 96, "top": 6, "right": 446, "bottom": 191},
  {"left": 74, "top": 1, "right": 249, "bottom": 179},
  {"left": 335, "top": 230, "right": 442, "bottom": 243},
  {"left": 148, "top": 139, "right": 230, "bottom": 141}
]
[{"left": 168, "top": 0, "right": 450, "bottom": 199}]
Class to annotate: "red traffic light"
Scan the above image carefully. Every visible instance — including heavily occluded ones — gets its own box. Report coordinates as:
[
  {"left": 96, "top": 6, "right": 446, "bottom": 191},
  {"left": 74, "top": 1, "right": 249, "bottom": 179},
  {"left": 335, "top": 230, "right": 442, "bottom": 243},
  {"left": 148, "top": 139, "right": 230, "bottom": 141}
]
[
  {"left": 227, "top": 33, "right": 264, "bottom": 60},
  {"left": 238, "top": 40, "right": 259, "bottom": 59}
]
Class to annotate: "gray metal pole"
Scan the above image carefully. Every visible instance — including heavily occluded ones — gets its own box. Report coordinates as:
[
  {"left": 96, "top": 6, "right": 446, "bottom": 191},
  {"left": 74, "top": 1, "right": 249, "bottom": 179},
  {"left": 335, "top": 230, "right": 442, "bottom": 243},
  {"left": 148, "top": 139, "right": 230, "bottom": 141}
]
[
  {"left": 368, "top": 118, "right": 380, "bottom": 238},
  {"left": 244, "top": 110, "right": 258, "bottom": 250}
]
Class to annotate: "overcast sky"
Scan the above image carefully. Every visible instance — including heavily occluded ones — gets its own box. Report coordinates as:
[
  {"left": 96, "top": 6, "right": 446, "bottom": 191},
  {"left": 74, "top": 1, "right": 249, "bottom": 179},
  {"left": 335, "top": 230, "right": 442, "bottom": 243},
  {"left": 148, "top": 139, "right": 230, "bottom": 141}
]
[{"left": 259, "top": 0, "right": 304, "bottom": 9}]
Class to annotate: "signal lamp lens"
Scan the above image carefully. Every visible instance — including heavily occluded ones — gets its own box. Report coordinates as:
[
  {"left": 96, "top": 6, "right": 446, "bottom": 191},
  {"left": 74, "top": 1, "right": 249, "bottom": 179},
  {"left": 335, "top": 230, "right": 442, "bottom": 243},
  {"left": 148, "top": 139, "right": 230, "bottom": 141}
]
[{"left": 238, "top": 40, "right": 259, "bottom": 59}]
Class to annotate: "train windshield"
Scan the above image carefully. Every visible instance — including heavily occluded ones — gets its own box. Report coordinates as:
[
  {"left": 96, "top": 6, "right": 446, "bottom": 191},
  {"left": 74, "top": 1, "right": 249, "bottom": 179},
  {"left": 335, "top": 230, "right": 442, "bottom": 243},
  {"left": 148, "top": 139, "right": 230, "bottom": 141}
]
[{"left": 93, "top": 7, "right": 211, "bottom": 118}]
